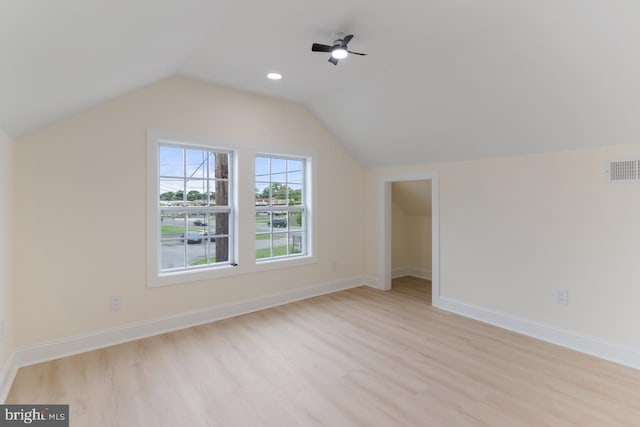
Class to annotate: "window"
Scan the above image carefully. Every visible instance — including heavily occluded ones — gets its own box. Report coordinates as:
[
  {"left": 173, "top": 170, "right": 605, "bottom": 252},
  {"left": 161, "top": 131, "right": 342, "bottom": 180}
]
[
  {"left": 156, "top": 142, "right": 234, "bottom": 275},
  {"left": 255, "top": 155, "right": 307, "bottom": 261},
  {"left": 149, "top": 130, "right": 314, "bottom": 285}
]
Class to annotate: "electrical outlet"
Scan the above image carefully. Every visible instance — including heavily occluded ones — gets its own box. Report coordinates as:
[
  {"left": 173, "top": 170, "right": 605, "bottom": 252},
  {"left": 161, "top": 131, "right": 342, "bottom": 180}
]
[
  {"left": 110, "top": 295, "right": 124, "bottom": 311},
  {"left": 331, "top": 261, "right": 337, "bottom": 273},
  {"left": 556, "top": 289, "right": 569, "bottom": 306}
]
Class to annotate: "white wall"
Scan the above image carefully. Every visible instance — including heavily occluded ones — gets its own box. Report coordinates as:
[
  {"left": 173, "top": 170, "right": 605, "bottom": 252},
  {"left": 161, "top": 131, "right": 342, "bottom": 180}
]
[
  {"left": 366, "top": 144, "right": 640, "bottom": 350},
  {"left": 0, "top": 130, "right": 14, "bottom": 369},
  {"left": 13, "top": 76, "right": 365, "bottom": 348}
]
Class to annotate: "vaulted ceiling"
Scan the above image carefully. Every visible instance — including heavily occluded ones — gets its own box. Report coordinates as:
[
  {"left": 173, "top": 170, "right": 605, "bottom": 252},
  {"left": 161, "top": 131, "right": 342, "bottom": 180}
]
[{"left": 2, "top": 0, "right": 640, "bottom": 166}]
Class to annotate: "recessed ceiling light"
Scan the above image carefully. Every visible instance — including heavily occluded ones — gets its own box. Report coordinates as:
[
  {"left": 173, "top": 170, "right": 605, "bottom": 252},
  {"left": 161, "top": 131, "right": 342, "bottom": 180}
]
[{"left": 267, "top": 72, "right": 283, "bottom": 80}]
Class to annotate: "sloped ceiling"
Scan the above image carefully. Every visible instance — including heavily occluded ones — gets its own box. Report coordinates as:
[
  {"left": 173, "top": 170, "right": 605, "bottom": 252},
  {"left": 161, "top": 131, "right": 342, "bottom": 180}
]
[
  {"left": 3, "top": 0, "right": 640, "bottom": 167},
  {"left": 392, "top": 181, "right": 432, "bottom": 216}
]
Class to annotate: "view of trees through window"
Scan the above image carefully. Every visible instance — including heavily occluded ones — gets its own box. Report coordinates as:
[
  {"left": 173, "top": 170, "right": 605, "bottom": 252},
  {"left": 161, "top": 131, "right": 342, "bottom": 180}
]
[
  {"left": 154, "top": 144, "right": 309, "bottom": 277},
  {"left": 255, "top": 155, "right": 306, "bottom": 260},
  {"left": 158, "top": 144, "right": 232, "bottom": 272}
]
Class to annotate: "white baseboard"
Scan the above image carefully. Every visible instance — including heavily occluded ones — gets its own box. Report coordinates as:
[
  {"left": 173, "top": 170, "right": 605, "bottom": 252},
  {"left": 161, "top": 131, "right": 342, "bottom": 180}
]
[
  {"left": 7, "top": 279, "right": 637, "bottom": 402},
  {"left": 361, "top": 275, "right": 382, "bottom": 290},
  {"left": 391, "top": 268, "right": 408, "bottom": 279},
  {"left": 392, "top": 267, "right": 431, "bottom": 280},
  {"left": 0, "top": 353, "right": 17, "bottom": 403},
  {"left": 438, "top": 297, "right": 640, "bottom": 370},
  {"left": 8, "top": 276, "right": 368, "bottom": 385}
]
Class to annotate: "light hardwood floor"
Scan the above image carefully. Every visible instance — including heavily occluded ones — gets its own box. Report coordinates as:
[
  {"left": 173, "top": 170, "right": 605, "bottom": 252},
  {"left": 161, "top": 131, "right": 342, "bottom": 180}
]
[{"left": 7, "top": 277, "right": 640, "bottom": 426}]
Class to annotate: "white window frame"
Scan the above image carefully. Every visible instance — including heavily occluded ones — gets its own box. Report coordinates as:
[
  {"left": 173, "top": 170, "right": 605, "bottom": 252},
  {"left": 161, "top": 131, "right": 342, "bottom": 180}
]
[
  {"left": 147, "top": 130, "right": 238, "bottom": 287},
  {"left": 255, "top": 153, "right": 313, "bottom": 265}
]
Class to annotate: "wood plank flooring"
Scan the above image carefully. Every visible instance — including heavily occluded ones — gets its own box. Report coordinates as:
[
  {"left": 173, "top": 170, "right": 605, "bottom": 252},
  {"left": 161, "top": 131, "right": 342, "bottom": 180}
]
[{"left": 7, "top": 277, "right": 640, "bottom": 426}]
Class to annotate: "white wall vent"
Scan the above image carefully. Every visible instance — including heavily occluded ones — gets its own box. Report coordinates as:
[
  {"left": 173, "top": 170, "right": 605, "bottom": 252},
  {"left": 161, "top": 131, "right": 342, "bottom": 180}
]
[{"left": 608, "top": 159, "right": 640, "bottom": 183}]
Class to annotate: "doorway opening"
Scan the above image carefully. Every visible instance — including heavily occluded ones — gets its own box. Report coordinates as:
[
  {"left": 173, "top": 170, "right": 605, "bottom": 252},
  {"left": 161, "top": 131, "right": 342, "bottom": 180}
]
[
  {"left": 391, "top": 180, "right": 433, "bottom": 303},
  {"left": 379, "top": 172, "right": 440, "bottom": 307}
]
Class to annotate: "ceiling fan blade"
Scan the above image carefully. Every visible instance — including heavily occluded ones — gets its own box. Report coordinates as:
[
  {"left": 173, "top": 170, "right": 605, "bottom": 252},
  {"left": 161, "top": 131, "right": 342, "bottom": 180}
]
[
  {"left": 328, "top": 56, "right": 339, "bottom": 65},
  {"left": 348, "top": 50, "right": 367, "bottom": 56},
  {"left": 312, "top": 43, "right": 333, "bottom": 52},
  {"left": 343, "top": 34, "right": 354, "bottom": 45}
]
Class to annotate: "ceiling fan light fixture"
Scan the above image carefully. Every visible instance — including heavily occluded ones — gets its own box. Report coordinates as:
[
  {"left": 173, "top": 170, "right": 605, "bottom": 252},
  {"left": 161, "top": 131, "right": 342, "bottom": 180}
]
[
  {"left": 311, "top": 33, "right": 365, "bottom": 66},
  {"left": 331, "top": 48, "right": 348, "bottom": 59}
]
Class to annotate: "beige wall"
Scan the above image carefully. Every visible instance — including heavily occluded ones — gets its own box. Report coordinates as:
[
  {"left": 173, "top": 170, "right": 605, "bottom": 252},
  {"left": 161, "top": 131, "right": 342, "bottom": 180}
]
[
  {"left": 367, "top": 144, "right": 640, "bottom": 349},
  {"left": 392, "top": 202, "right": 432, "bottom": 274},
  {"left": 9, "top": 75, "right": 640, "bottom": 360},
  {"left": 406, "top": 215, "right": 431, "bottom": 272},
  {"left": 391, "top": 200, "right": 409, "bottom": 270},
  {"left": 0, "top": 130, "right": 14, "bottom": 367},
  {"left": 13, "top": 76, "right": 365, "bottom": 348}
]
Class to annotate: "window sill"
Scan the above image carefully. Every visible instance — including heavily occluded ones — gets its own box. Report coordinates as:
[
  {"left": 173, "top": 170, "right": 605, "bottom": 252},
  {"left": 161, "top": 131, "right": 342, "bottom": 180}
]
[
  {"left": 148, "top": 263, "right": 240, "bottom": 288},
  {"left": 147, "top": 255, "right": 317, "bottom": 288},
  {"left": 252, "top": 254, "right": 316, "bottom": 273}
]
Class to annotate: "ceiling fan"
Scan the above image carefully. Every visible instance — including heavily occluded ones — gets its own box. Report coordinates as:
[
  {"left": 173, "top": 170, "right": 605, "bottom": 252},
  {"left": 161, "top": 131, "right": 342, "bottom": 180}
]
[{"left": 311, "top": 33, "right": 367, "bottom": 65}]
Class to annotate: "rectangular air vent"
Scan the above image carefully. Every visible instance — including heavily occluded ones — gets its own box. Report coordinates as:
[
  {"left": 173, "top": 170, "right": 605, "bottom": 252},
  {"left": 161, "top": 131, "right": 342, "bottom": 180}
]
[{"left": 608, "top": 159, "right": 640, "bottom": 182}]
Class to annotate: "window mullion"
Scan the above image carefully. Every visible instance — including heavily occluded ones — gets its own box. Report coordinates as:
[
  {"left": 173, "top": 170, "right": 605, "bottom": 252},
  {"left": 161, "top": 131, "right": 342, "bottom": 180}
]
[{"left": 256, "top": 206, "right": 303, "bottom": 213}]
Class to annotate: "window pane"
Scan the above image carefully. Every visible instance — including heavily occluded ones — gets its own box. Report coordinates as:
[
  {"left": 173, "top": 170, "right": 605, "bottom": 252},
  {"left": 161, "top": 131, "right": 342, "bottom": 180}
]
[
  {"left": 255, "top": 182, "right": 270, "bottom": 206},
  {"left": 187, "top": 213, "right": 230, "bottom": 262},
  {"left": 161, "top": 210, "right": 187, "bottom": 271},
  {"left": 272, "top": 233, "right": 288, "bottom": 257},
  {"left": 288, "top": 211, "right": 303, "bottom": 230},
  {"left": 288, "top": 160, "right": 303, "bottom": 183},
  {"left": 211, "top": 180, "right": 229, "bottom": 206},
  {"left": 255, "top": 212, "right": 270, "bottom": 233},
  {"left": 212, "top": 236, "right": 229, "bottom": 263},
  {"left": 213, "top": 152, "right": 229, "bottom": 179},
  {"left": 212, "top": 212, "right": 230, "bottom": 236},
  {"left": 270, "top": 211, "right": 287, "bottom": 230},
  {"left": 204, "top": 180, "right": 216, "bottom": 206},
  {"left": 160, "top": 146, "right": 184, "bottom": 177},
  {"left": 256, "top": 233, "right": 272, "bottom": 259},
  {"left": 272, "top": 184, "right": 287, "bottom": 206},
  {"left": 272, "top": 158, "right": 286, "bottom": 182},
  {"left": 186, "top": 235, "right": 207, "bottom": 266},
  {"left": 160, "top": 178, "right": 185, "bottom": 206},
  {"left": 190, "top": 252, "right": 215, "bottom": 267},
  {"left": 161, "top": 238, "right": 185, "bottom": 270},
  {"left": 161, "top": 211, "right": 186, "bottom": 238},
  {"left": 189, "top": 211, "right": 209, "bottom": 229},
  {"left": 191, "top": 215, "right": 229, "bottom": 264},
  {"left": 207, "top": 152, "right": 216, "bottom": 178},
  {"left": 202, "top": 225, "right": 216, "bottom": 243},
  {"left": 256, "top": 156, "right": 270, "bottom": 180},
  {"left": 271, "top": 158, "right": 286, "bottom": 174},
  {"left": 185, "top": 180, "right": 208, "bottom": 206},
  {"left": 186, "top": 149, "right": 207, "bottom": 179},
  {"left": 288, "top": 184, "right": 303, "bottom": 206},
  {"left": 272, "top": 172, "right": 286, "bottom": 183},
  {"left": 289, "top": 231, "right": 303, "bottom": 255}
]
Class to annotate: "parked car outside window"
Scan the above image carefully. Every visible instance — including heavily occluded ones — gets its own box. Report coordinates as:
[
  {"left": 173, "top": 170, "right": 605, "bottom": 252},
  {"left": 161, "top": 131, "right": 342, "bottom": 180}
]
[{"left": 180, "top": 232, "right": 203, "bottom": 244}]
